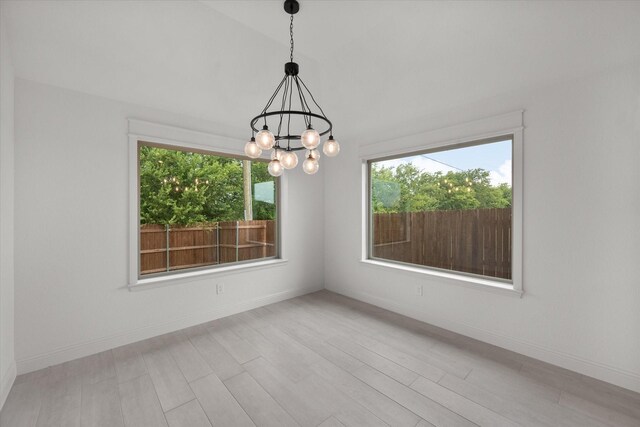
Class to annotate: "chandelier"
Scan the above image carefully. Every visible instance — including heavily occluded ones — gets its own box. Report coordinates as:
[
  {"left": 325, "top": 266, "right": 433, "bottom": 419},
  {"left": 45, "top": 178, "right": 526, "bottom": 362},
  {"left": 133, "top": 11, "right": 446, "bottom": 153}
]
[{"left": 244, "top": 0, "right": 339, "bottom": 176}]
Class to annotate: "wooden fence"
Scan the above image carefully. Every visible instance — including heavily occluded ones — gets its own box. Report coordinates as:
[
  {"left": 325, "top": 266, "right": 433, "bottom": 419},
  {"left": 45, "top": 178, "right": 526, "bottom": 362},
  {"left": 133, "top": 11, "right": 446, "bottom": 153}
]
[
  {"left": 140, "top": 220, "right": 276, "bottom": 275},
  {"left": 373, "top": 208, "right": 511, "bottom": 279}
]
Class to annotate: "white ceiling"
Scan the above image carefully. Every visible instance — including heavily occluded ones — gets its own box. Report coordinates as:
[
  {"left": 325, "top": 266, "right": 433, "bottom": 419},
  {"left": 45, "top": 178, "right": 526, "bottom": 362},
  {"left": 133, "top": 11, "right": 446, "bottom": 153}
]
[{"left": 3, "top": 1, "right": 640, "bottom": 140}]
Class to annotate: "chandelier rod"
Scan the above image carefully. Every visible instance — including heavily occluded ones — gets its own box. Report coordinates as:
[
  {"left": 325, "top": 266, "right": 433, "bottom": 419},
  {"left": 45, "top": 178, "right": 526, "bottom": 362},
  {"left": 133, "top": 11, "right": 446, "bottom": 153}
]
[
  {"left": 276, "top": 75, "right": 290, "bottom": 139},
  {"left": 261, "top": 74, "right": 288, "bottom": 118},
  {"left": 286, "top": 76, "right": 293, "bottom": 148},
  {"left": 297, "top": 76, "right": 328, "bottom": 126},
  {"left": 293, "top": 76, "right": 311, "bottom": 127}
]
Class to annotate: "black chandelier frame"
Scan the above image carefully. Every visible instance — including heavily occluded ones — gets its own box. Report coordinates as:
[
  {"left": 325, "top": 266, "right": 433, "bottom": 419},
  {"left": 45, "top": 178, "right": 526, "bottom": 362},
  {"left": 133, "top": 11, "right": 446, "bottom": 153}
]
[{"left": 248, "top": 0, "right": 333, "bottom": 152}]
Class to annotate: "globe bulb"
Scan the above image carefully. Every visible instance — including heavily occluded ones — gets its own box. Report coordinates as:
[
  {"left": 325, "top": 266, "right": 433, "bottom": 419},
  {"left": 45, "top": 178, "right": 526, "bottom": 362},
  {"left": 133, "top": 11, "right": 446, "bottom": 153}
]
[
  {"left": 308, "top": 149, "right": 320, "bottom": 160},
  {"left": 301, "top": 126, "right": 320, "bottom": 149},
  {"left": 281, "top": 151, "right": 299, "bottom": 169},
  {"left": 303, "top": 156, "right": 319, "bottom": 175},
  {"left": 244, "top": 138, "right": 262, "bottom": 159},
  {"left": 268, "top": 159, "right": 284, "bottom": 177},
  {"left": 256, "top": 127, "right": 275, "bottom": 150},
  {"left": 271, "top": 148, "right": 283, "bottom": 161},
  {"left": 323, "top": 136, "right": 340, "bottom": 157}
]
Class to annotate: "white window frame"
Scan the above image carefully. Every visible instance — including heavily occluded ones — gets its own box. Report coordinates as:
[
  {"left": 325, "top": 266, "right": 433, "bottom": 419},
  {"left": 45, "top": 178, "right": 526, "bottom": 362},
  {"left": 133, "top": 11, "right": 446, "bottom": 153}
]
[
  {"left": 128, "top": 119, "right": 288, "bottom": 290},
  {"left": 360, "top": 111, "right": 523, "bottom": 297}
]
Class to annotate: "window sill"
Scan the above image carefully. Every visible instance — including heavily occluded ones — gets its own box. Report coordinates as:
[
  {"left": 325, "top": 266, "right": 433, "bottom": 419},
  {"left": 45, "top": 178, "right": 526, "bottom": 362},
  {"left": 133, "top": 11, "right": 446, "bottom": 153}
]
[
  {"left": 360, "top": 259, "right": 523, "bottom": 298},
  {"left": 129, "top": 259, "right": 288, "bottom": 291}
]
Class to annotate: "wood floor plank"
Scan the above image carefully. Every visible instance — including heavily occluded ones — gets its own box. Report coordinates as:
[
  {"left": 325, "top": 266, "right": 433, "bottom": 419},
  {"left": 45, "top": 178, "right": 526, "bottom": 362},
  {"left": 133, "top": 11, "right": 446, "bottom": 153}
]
[
  {"left": 187, "top": 331, "right": 245, "bottom": 381},
  {"left": 311, "top": 359, "right": 421, "bottom": 426},
  {"left": 438, "top": 373, "right": 607, "bottom": 427},
  {"left": 118, "top": 375, "right": 168, "bottom": 427},
  {"left": 410, "top": 376, "right": 518, "bottom": 427},
  {"left": 35, "top": 363, "right": 82, "bottom": 427},
  {"left": 559, "top": 391, "right": 640, "bottom": 427},
  {"left": 81, "top": 377, "right": 125, "bottom": 427},
  {"left": 318, "top": 416, "right": 346, "bottom": 427},
  {"left": 0, "top": 379, "right": 43, "bottom": 427},
  {"left": 223, "top": 372, "right": 299, "bottom": 427},
  {"left": 112, "top": 343, "right": 148, "bottom": 383},
  {"left": 353, "top": 365, "right": 476, "bottom": 427},
  {"left": 230, "top": 317, "right": 312, "bottom": 383},
  {"left": 190, "top": 373, "right": 255, "bottom": 427},
  {"left": 208, "top": 322, "right": 261, "bottom": 364},
  {"left": 429, "top": 340, "right": 522, "bottom": 377},
  {"left": 164, "top": 332, "right": 213, "bottom": 382},
  {"left": 79, "top": 350, "right": 117, "bottom": 386},
  {"left": 351, "top": 333, "right": 463, "bottom": 381},
  {"left": 44, "top": 360, "right": 83, "bottom": 397},
  {"left": 275, "top": 321, "right": 365, "bottom": 373},
  {"left": 13, "top": 367, "right": 50, "bottom": 385},
  {"left": 142, "top": 349, "right": 195, "bottom": 412},
  {"left": 243, "top": 357, "right": 335, "bottom": 426},
  {"left": 464, "top": 365, "right": 561, "bottom": 406},
  {"left": 327, "top": 335, "right": 420, "bottom": 386},
  {"left": 521, "top": 361, "right": 640, "bottom": 420},
  {"left": 295, "top": 373, "right": 388, "bottom": 427},
  {"left": 35, "top": 392, "right": 81, "bottom": 427},
  {"left": 257, "top": 323, "right": 323, "bottom": 366},
  {"left": 295, "top": 295, "right": 465, "bottom": 380},
  {"left": 164, "top": 399, "right": 212, "bottom": 427}
]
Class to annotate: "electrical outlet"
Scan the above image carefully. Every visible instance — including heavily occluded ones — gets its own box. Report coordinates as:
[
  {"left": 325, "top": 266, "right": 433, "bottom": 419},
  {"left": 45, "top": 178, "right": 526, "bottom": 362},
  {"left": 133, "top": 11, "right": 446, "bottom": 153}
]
[
  {"left": 416, "top": 285, "right": 423, "bottom": 296},
  {"left": 216, "top": 283, "right": 224, "bottom": 295}
]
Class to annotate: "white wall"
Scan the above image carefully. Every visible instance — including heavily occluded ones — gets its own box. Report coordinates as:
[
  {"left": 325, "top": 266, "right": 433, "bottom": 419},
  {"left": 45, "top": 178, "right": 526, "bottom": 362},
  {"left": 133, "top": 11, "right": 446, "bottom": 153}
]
[
  {"left": 0, "top": 5, "right": 17, "bottom": 408},
  {"left": 13, "top": 79, "right": 325, "bottom": 373},
  {"left": 324, "top": 61, "right": 640, "bottom": 393}
]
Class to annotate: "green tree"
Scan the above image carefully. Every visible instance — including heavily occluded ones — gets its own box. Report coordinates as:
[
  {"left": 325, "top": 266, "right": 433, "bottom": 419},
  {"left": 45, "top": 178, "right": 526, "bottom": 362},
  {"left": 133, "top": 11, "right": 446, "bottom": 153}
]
[
  {"left": 371, "top": 163, "right": 511, "bottom": 213},
  {"left": 139, "top": 146, "right": 276, "bottom": 225}
]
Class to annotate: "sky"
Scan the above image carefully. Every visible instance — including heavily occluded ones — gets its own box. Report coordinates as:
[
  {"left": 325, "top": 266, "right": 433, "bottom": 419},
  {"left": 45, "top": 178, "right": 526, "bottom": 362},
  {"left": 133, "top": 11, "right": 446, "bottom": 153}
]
[{"left": 376, "top": 139, "right": 512, "bottom": 186}]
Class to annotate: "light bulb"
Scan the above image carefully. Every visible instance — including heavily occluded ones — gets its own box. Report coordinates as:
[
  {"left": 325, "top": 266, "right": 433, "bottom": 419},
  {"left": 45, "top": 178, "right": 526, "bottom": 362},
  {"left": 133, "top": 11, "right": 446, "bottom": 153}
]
[
  {"left": 244, "top": 138, "right": 262, "bottom": 158},
  {"left": 301, "top": 126, "right": 320, "bottom": 149},
  {"left": 308, "top": 149, "right": 320, "bottom": 160},
  {"left": 268, "top": 159, "right": 284, "bottom": 177},
  {"left": 271, "top": 148, "right": 283, "bottom": 161},
  {"left": 256, "top": 127, "right": 275, "bottom": 150},
  {"left": 281, "top": 151, "right": 299, "bottom": 169},
  {"left": 323, "top": 136, "right": 340, "bottom": 157},
  {"left": 303, "top": 156, "right": 319, "bottom": 175}
]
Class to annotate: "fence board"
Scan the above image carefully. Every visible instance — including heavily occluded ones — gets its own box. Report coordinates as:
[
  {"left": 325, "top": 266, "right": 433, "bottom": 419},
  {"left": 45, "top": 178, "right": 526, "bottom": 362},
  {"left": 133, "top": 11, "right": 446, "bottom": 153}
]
[
  {"left": 372, "top": 208, "right": 511, "bottom": 280},
  {"left": 140, "top": 220, "right": 276, "bottom": 275}
]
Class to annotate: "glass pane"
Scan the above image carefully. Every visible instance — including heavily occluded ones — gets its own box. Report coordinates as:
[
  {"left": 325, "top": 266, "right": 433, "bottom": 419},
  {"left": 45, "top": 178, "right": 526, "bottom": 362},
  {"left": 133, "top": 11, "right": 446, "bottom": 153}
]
[
  {"left": 370, "top": 138, "right": 512, "bottom": 280},
  {"left": 139, "top": 145, "right": 277, "bottom": 276}
]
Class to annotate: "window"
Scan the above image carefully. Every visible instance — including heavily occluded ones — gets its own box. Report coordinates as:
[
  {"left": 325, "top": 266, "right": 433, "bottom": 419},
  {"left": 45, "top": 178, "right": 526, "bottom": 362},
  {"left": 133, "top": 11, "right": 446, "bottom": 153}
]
[
  {"left": 368, "top": 136, "right": 514, "bottom": 282},
  {"left": 137, "top": 141, "right": 278, "bottom": 278}
]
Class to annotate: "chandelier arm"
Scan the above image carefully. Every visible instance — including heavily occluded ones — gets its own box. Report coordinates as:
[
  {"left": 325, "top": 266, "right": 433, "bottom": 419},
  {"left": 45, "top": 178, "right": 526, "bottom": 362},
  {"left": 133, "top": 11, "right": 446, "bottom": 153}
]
[
  {"left": 276, "top": 76, "right": 290, "bottom": 139},
  {"left": 292, "top": 76, "right": 311, "bottom": 127},
  {"left": 261, "top": 74, "right": 288, "bottom": 117},
  {"left": 297, "top": 76, "right": 328, "bottom": 122}
]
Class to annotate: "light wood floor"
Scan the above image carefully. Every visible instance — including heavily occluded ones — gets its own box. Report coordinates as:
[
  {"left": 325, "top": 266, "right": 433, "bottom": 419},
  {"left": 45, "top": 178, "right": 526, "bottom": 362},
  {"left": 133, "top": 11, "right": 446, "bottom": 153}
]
[{"left": 2, "top": 291, "right": 639, "bottom": 427}]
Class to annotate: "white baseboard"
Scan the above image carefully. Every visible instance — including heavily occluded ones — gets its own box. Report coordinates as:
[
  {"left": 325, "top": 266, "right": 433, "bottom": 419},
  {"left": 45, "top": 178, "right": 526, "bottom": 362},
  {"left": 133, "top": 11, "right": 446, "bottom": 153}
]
[
  {"left": 0, "top": 360, "right": 17, "bottom": 411},
  {"left": 328, "top": 286, "right": 640, "bottom": 394},
  {"left": 17, "top": 286, "right": 321, "bottom": 375}
]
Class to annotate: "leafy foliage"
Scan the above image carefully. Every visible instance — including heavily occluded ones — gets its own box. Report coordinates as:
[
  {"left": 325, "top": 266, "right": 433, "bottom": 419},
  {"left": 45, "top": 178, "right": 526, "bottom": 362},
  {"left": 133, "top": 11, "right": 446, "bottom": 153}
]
[
  {"left": 139, "top": 146, "right": 276, "bottom": 224},
  {"left": 371, "top": 163, "right": 511, "bottom": 213}
]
